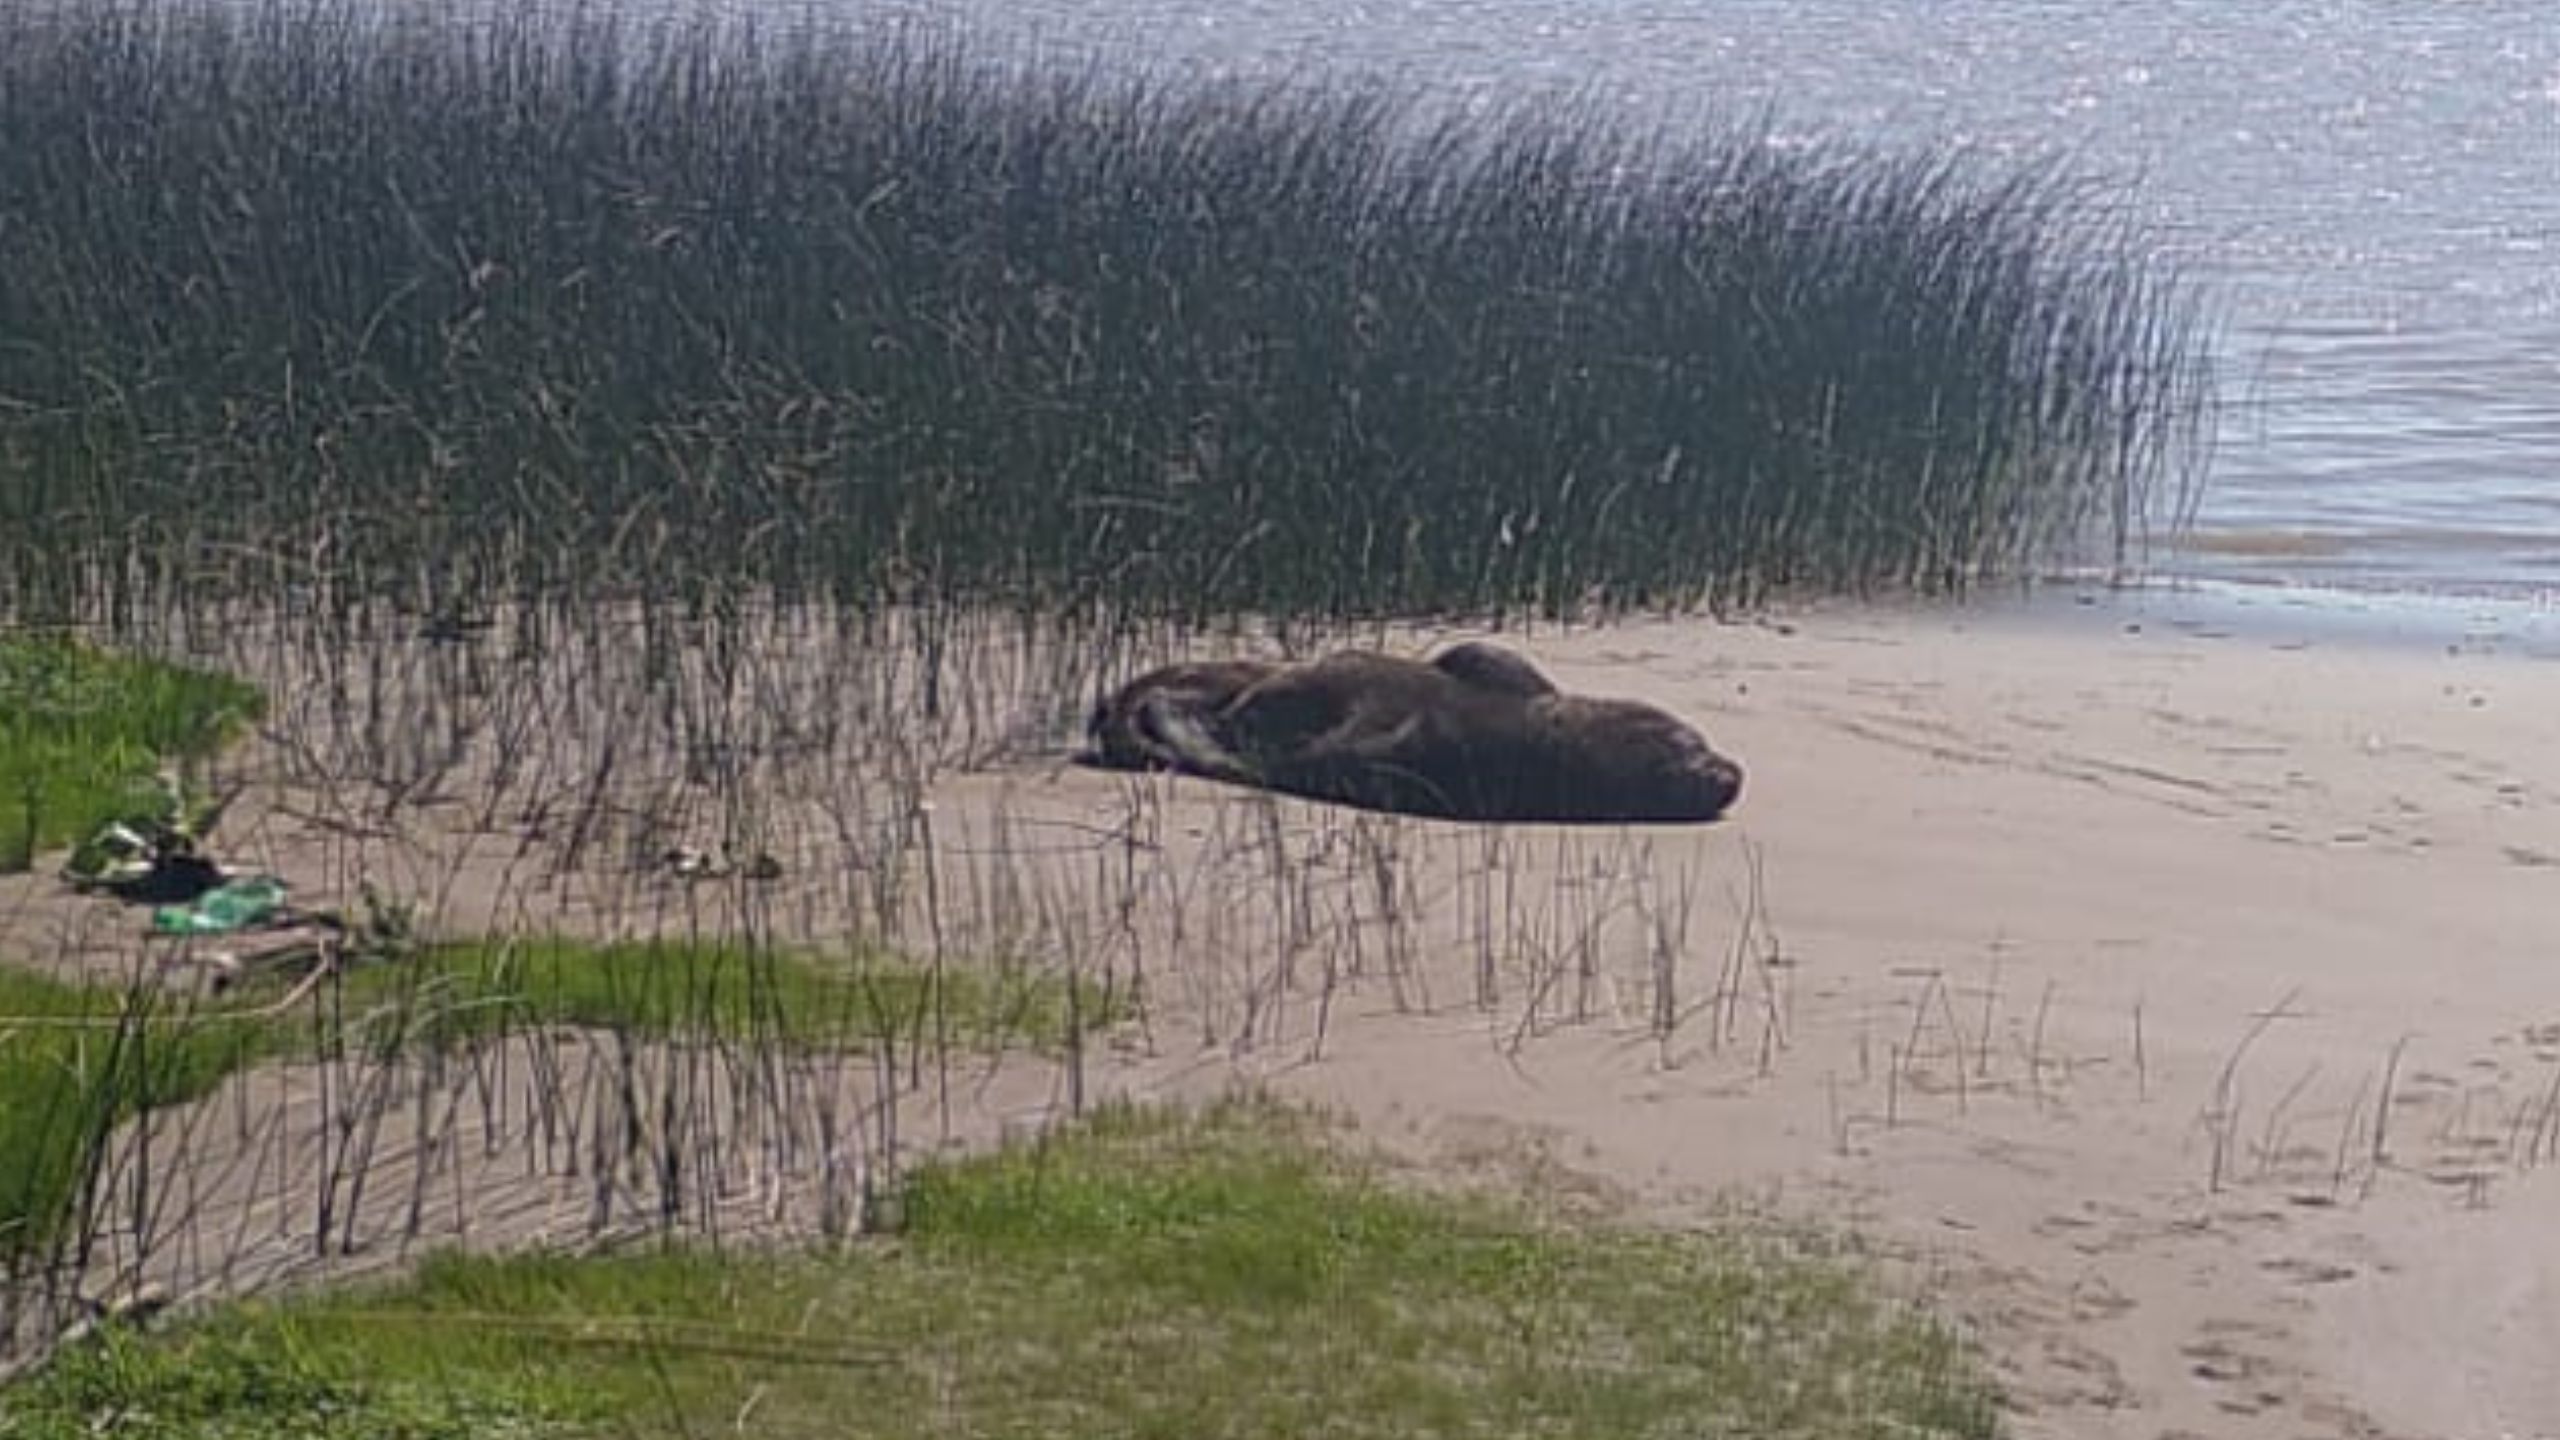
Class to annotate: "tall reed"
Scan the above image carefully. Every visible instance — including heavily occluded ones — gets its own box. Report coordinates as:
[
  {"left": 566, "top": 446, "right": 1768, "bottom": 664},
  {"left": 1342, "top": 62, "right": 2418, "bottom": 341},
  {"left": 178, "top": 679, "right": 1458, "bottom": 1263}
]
[{"left": 0, "top": 0, "right": 2212, "bottom": 635}]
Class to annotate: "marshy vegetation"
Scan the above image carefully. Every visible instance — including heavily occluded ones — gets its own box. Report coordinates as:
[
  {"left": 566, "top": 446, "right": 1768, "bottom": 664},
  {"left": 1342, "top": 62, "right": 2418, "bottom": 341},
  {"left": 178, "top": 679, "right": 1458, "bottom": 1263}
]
[{"left": 0, "top": 0, "right": 2212, "bottom": 637}]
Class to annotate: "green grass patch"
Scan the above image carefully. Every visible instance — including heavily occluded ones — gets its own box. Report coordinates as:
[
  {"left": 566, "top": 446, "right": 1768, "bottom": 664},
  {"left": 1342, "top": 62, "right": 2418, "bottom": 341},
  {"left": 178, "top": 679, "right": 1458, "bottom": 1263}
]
[
  {"left": 328, "top": 935, "right": 1124, "bottom": 1057},
  {"left": 1, "top": 1099, "right": 2002, "bottom": 1439},
  {"left": 0, "top": 1318, "right": 576, "bottom": 1440},
  {"left": 0, "top": 938, "right": 1119, "bottom": 1269},
  {"left": 0, "top": 633, "right": 264, "bottom": 872}
]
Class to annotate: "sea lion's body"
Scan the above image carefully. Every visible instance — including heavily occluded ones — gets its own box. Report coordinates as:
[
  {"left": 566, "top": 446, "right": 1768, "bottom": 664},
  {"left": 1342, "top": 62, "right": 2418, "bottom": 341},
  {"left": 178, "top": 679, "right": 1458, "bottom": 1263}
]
[
  {"left": 1079, "top": 642, "right": 1741, "bottom": 825},
  {"left": 1419, "top": 640, "right": 1559, "bottom": 700}
]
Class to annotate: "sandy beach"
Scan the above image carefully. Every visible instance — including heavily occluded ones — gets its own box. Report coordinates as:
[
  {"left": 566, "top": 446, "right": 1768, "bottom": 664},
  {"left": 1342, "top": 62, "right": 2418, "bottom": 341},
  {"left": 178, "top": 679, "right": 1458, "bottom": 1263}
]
[
  {"left": 1068, "top": 587, "right": 2560, "bottom": 1440},
  {"left": 9, "top": 586, "right": 2558, "bottom": 1438}
]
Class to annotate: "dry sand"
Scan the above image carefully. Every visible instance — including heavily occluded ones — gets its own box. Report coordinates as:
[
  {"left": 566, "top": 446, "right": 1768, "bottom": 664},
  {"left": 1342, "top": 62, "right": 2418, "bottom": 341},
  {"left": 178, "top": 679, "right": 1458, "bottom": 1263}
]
[
  {"left": 9, "top": 586, "right": 2559, "bottom": 1438},
  {"left": 1075, "top": 587, "right": 2560, "bottom": 1440}
]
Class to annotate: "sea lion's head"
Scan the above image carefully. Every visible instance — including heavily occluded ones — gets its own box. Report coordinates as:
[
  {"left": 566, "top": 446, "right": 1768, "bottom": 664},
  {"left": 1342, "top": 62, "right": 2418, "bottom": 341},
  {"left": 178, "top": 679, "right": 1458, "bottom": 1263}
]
[{"left": 1530, "top": 695, "right": 1743, "bottom": 823}]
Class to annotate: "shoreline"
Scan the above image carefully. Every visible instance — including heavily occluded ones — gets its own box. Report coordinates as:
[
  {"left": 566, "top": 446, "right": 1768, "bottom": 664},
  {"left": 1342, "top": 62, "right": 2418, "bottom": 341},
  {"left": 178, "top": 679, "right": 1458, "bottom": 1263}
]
[{"left": 1955, "top": 569, "right": 2560, "bottom": 662}]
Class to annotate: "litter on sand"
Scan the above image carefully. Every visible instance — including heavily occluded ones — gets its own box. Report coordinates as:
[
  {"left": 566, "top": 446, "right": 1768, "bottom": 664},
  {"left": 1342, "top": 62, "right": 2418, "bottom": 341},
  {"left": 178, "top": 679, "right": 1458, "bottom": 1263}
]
[{"left": 150, "top": 874, "right": 289, "bottom": 936}]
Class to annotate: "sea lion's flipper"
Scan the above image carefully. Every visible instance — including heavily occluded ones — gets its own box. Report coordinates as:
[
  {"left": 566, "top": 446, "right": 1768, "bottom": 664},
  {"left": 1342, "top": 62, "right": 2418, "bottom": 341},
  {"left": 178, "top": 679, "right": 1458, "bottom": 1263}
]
[
  {"left": 1081, "top": 659, "right": 1277, "bottom": 771},
  {"left": 1210, "top": 667, "right": 1363, "bottom": 762},
  {"left": 1306, "top": 709, "right": 1427, "bottom": 763},
  {"left": 1134, "top": 695, "right": 1261, "bottom": 784}
]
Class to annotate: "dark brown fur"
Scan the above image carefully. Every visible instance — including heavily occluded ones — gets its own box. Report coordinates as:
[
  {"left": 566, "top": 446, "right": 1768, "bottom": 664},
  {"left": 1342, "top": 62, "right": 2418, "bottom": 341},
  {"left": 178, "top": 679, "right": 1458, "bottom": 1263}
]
[
  {"left": 1079, "top": 642, "right": 1556, "bottom": 774},
  {"left": 1081, "top": 643, "right": 1742, "bottom": 825},
  {"left": 1425, "top": 639, "right": 1559, "bottom": 699}
]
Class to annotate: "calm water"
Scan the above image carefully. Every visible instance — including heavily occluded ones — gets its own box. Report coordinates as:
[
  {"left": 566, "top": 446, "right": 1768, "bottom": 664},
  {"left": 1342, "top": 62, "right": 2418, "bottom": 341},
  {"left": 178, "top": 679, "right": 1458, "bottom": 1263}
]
[{"left": 840, "top": 0, "right": 2560, "bottom": 599}]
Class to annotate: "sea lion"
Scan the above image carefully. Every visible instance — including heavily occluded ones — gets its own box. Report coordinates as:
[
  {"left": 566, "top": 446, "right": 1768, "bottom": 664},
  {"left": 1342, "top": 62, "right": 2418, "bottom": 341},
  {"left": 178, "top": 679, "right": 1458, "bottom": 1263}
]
[
  {"left": 1079, "top": 641, "right": 1557, "bottom": 773},
  {"left": 1087, "top": 643, "right": 1742, "bottom": 824}
]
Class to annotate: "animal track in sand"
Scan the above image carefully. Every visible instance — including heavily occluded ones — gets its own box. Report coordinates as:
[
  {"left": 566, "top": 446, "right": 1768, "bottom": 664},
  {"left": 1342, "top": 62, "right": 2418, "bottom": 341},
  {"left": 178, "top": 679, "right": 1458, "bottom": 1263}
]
[
  {"left": 2018, "top": 1332, "right": 2136, "bottom": 1414},
  {"left": 1807, "top": 704, "right": 2007, "bottom": 768},
  {"left": 1589, "top": 646, "right": 1672, "bottom": 667},
  {"left": 2141, "top": 705, "right": 2296, "bottom": 749},
  {"left": 2174, "top": 1317, "right": 2406, "bottom": 1437},
  {"left": 2037, "top": 751, "right": 2236, "bottom": 819},
  {"left": 2260, "top": 1255, "right": 2358, "bottom": 1286},
  {"left": 1813, "top": 700, "right": 2283, "bottom": 826},
  {"left": 2181, "top": 1320, "right": 2298, "bottom": 1417},
  {"left": 1924, "top": 1257, "right": 2137, "bottom": 1418},
  {"left": 2065, "top": 1273, "right": 2136, "bottom": 1320}
]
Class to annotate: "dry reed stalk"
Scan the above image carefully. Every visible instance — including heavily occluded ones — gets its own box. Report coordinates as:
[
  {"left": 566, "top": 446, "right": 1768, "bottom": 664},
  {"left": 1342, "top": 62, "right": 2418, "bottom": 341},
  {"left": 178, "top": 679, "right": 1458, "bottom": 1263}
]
[
  {"left": 2202, "top": 987, "right": 2302, "bottom": 1194},
  {"left": 2361, "top": 1032, "right": 2409, "bottom": 1201}
]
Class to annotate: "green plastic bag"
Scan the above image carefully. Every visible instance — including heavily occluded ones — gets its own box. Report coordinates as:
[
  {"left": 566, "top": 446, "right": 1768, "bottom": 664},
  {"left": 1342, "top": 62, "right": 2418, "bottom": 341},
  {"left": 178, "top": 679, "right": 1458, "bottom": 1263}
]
[{"left": 151, "top": 875, "right": 287, "bottom": 935}]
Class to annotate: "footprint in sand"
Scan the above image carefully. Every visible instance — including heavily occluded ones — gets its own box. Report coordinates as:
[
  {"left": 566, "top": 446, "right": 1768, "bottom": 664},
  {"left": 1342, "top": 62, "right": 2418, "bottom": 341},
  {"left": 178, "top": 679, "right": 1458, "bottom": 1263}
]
[
  {"left": 2180, "top": 1327, "right": 2294, "bottom": 1418},
  {"left": 2518, "top": 1020, "right": 2560, "bottom": 1062},
  {"left": 2066, "top": 1273, "right": 2136, "bottom": 1321},
  {"left": 2260, "top": 1255, "right": 2358, "bottom": 1286},
  {"left": 2019, "top": 1333, "right": 2134, "bottom": 1415}
]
